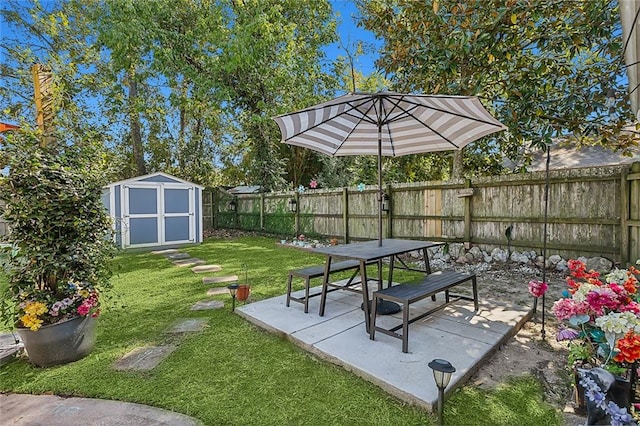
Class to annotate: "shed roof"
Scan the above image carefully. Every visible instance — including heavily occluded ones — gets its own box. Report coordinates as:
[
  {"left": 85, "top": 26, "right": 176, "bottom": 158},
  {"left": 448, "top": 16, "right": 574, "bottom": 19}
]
[{"left": 106, "top": 172, "right": 203, "bottom": 189}]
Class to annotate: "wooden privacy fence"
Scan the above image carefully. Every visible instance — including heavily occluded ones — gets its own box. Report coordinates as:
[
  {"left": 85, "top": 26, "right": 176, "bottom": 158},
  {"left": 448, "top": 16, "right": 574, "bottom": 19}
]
[{"left": 203, "top": 163, "right": 640, "bottom": 263}]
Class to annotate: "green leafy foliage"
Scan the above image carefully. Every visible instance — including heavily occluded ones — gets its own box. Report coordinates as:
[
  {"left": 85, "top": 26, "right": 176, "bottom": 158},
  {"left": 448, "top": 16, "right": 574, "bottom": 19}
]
[
  {"left": 0, "top": 130, "right": 116, "bottom": 327},
  {"left": 357, "top": 0, "right": 635, "bottom": 176}
]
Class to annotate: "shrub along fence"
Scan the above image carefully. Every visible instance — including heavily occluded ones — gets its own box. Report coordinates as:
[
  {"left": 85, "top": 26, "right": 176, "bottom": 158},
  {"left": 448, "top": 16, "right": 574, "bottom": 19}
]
[
  {"left": 0, "top": 200, "right": 6, "bottom": 240},
  {"left": 203, "top": 163, "right": 640, "bottom": 264}
]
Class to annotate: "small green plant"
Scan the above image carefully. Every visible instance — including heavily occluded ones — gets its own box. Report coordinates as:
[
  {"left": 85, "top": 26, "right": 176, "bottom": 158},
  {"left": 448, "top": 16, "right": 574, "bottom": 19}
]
[{"left": 0, "top": 130, "right": 116, "bottom": 330}]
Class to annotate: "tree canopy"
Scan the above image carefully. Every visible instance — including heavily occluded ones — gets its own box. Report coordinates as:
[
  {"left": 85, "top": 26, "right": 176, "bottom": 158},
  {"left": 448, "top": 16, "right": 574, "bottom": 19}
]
[
  {"left": 0, "top": 0, "right": 635, "bottom": 188},
  {"left": 357, "top": 0, "right": 636, "bottom": 176}
]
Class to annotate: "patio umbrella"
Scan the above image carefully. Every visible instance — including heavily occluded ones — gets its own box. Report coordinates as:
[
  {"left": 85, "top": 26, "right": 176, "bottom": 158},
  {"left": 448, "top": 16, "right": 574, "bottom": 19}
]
[{"left": 274, "top": 91, "right": 507, "bottom": 245}]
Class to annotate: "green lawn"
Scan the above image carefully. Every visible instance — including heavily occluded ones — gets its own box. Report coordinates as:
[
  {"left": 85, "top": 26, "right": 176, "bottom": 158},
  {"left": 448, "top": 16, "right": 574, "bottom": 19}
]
[{"left": 0, "top": 236, "right": 562, "bottom": 425}]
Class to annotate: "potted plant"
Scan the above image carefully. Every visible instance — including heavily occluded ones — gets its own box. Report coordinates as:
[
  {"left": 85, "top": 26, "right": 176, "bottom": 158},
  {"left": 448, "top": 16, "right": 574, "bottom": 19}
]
[
  {"left": 0, "top": 131, "right": 116, "bottom": 367},
  {"left": 552, "top": 259, "right": 640, "bottom": 423}
]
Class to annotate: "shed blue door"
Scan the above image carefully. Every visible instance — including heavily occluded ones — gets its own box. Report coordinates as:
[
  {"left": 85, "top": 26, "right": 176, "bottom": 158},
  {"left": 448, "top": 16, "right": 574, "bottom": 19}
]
[
  {"left": 123, "top": 184, "right": 195, "bottom": 248},
  {"left": 126, "top": 186, "right": 159, "bottom": 246},
  {"left": 164, "top": 188, "right": 192, "bottom": 243}
]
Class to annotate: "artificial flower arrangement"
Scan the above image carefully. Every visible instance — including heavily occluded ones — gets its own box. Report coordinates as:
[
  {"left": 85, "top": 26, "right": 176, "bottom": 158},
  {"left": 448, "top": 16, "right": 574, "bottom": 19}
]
[
  {"left": 548, "top": 259, "right": 640, "bottom": 424},
  {"left": 552, "top": 259, "right": 640, "bottom": 373}
]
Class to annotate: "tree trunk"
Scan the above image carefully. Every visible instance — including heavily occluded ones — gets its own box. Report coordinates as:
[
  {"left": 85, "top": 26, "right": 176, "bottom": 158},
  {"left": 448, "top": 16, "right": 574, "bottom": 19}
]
[
  {"left": 127, "top": 70, "right": 146, "bottom": 176},
  {"left": 451, "top": 149, "right": 464, "bottom": 179}
]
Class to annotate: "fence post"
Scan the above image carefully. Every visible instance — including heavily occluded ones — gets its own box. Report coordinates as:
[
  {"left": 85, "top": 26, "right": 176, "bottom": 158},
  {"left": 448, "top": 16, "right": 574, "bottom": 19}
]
[
  {"left": 260, "top": 193, "right": 265, "bottom": 231},
  {"left": 294, "top": 192, "right": 300, "bottom": 236},
  {"left": 464, "top": 179, "right": 472, "bottom": 248},
  {"left": 342, "top": 187, "right": 349, "bottom": 243},
  {"left": 211, "top": 189, "right": 217, "bottom": 230},
  {"left": 621, "top": 166, "right": 630, "bottom": 265}
]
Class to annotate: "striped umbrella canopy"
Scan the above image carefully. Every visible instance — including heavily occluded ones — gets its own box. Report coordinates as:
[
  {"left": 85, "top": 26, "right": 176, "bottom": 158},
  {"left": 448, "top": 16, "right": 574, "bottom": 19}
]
[{"left": 274, "top": 91, "right": 507, "bottom": 245}]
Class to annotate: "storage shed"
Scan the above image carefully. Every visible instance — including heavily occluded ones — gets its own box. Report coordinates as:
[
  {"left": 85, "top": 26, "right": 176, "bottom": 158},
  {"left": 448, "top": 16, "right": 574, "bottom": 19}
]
[{"left": 103, "top": 172, "right": 203, "bottom": 249}]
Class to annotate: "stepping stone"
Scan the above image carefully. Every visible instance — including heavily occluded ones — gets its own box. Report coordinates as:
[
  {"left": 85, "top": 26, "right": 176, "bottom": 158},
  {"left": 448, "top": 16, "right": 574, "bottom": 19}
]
[
  {"left": 203, "top": 275, "right": 238, "bottom": 285},
  {"left": 172, "top": 258, "right": 206, "bottom": 267},
  {"left": 191, "top": 265, "right": 222, "bottom": 273},
  {"left": 166, "top": 252, "right": 191, "bottom": 260},
  {"left": 207, "top": 287, "right": 230, "bottom": 296},
  {"left": 0, "top": 332, "right": 23, "bottom": 366},
  {"left": 151, "top": 249, "right": 178, "bottom": 255},
  {"left": 113, "top": 345, "right": 177, "bottom": 371},
  {"left": 167, "top": 318, "right": 209, "bottom": 334},
  {"left": 191, "top": 300, "right": 225, "bottom": 311}
]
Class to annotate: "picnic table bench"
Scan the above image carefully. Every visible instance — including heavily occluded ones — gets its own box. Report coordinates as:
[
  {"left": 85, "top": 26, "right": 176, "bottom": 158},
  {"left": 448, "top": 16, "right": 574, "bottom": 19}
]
[
  {"left": 286, "top": 259, "right": 374, "bottom": 313},
  {"left": 370, "top": 270, "right": 478, "bottom": 353}
]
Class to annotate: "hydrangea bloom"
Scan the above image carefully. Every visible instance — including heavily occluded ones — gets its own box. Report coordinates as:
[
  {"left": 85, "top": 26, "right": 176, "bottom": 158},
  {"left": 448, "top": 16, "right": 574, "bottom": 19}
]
[{"left": 595, "top": 312, "right": 640, "bottom": 335}]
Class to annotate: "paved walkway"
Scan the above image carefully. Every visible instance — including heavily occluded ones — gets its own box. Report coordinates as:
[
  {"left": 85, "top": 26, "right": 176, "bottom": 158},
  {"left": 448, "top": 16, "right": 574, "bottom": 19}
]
[{"left": 0, "top": 393, "right": 201, "bottom": 425}]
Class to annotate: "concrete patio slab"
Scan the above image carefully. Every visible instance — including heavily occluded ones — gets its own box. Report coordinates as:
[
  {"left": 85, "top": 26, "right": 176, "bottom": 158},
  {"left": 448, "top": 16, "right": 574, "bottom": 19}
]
[{"left": 236, "top": 282, "right": 531, "bottom": 412}]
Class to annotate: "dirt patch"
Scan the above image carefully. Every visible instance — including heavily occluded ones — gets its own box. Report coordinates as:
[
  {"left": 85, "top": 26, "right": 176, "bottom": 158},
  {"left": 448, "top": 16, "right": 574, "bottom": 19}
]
[{"left": 469, "top": 263, "right": 586, "bottom": 425}]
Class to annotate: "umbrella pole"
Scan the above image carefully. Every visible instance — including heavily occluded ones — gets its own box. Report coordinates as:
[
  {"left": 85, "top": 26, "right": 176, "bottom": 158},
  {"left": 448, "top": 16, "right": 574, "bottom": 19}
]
[{"left": 378, "top": 121, "right": 383, "bottom": 247}]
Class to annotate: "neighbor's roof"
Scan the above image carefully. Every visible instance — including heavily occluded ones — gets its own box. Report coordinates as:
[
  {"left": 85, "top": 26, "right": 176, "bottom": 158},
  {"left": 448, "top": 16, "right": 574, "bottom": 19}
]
[
  {"left": 526, "top": 143, "right": 640, "bottom": 171},
  {"left": 227, "top": 185, "right": 261, "bottom": 194}
]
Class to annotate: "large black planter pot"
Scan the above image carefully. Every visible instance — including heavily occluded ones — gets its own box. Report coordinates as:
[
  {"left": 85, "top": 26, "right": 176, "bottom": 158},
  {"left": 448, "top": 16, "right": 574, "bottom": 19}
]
[
  {"left": 577, "top": 368, "right": 633, "bottom": 425},
  {"left": 16, "top": 316, "right": 97, "bottom": 367}
]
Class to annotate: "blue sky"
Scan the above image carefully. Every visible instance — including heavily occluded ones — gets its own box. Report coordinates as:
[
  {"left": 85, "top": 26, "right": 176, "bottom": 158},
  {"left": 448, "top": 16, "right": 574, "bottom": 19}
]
[{"left": 326, "top": 0, "right": 381, "bottom": 76}]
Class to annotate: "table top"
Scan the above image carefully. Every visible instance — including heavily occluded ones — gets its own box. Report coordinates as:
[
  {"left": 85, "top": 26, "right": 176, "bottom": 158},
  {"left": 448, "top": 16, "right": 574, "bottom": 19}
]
[{"left": 312, "top": 239, "right": 443, "bottom": 262}]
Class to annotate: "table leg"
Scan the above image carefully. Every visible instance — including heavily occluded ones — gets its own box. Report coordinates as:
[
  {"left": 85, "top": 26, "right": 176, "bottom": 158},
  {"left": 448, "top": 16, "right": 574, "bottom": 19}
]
[
  {"left": 360, "top": 260, "right": 371, "bottom": 333},
  {"left": 318, "top": 256, "right": 333, "bottom": 317},
  {"left": 423, "top": 247, "right": 432, "bottom": 274}
]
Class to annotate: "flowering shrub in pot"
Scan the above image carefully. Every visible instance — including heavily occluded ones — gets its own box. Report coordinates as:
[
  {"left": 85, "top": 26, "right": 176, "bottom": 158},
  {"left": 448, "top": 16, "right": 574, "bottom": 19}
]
[
  {"left": 0, "top": 131, "right": 115, "bottom": 366},
  {"left": 551, "top": 259, "right": 640, "bottom": 424}
]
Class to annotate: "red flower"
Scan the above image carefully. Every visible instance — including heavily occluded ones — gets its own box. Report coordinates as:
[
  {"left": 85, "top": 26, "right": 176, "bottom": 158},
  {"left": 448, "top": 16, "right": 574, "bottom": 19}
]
[
  {"left": 615, "top": 332, "right": 640, "bottom": 363},
  {"left": 624, "top": 276, "right": 638, "bottom": 294}
]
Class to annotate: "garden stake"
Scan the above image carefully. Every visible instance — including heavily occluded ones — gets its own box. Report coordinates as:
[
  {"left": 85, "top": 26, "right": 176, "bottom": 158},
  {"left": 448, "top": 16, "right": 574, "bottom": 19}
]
[{"left": 541, "top": 143, "right": 551, "bottom": 340}]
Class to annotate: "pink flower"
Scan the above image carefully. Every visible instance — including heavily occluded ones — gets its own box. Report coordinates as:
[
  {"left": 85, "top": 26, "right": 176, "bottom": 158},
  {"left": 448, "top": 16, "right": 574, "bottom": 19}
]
[
  {"left": 309, "top": 179, "right": 318, "bottom": 189},
  {"left": 77, "top": 302, "right": 91, "bottom": 316},
  {"left": 585, "top": 287, "right": 619, "bottom": 315},
  {"left": 528, "top": 280, "right": 548, "bottom": 298},
  {"left": 552, "top": 298, "right": 589, "bottom": 321},
  {"left": 609, "top": 283, "right": 626, "bottom": 296},
  {"left": 619, "top": 301, "right": 640, "bottom": 314}
]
